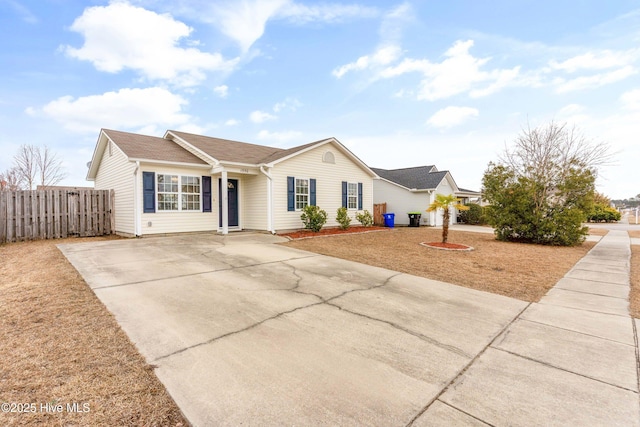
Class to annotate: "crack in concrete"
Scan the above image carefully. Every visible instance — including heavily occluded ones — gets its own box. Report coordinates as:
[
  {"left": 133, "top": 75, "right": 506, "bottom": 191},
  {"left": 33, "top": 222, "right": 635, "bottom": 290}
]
[
  {"left": 91, "top": 254, "right": 318, "bottom": 290},
  {"left": 404, "top": 302, "right": 532, "bottom": 427},
  {"left": 326, "top": 302, "right": 471, "bottom": 359},
  {"left": 436, "top": 400, "right": 495, "bottom": 426},
  {"left": 153, "top": 270, "right": 404, "bottom": 362},
  {"left": 153, "top": 300, "right": 326, "bottom": 362}
]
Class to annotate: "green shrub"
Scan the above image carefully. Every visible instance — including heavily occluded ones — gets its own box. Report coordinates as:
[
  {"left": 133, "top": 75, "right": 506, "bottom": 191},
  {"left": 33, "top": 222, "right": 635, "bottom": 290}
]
[
  {"left": 587, "top": 204, "right": 621, "bottom": 222},
  {"left": 300, "top": 205, "right": 327, "bottom": 232},
  {"left": 458, "top": 203, "right": 485, "bottom": 225},
  {"left": 355, "top": 210, "right": 374, "bottom": 227},
  {"left": 336, "top": 207, "right": 351, "bottom": 230}
]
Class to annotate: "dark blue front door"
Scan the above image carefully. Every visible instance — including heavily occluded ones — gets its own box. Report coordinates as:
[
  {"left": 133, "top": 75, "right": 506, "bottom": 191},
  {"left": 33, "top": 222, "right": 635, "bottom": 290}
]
[{"left": 219, "top": 178, "right": 239, "bottom": 227}]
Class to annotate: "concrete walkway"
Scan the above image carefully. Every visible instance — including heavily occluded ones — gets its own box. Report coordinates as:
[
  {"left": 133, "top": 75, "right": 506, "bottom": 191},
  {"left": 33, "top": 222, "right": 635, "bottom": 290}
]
[
  {"left": 420, "top": 230, "right": 639, "bottom": 425},
  {"left": 59, "top": 231, "right": 640, "bottom": 426}
]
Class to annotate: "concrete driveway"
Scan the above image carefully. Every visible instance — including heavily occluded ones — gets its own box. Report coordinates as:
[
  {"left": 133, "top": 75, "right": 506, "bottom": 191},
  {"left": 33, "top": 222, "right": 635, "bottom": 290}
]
[{"left": 58, "top": 232, "right": 639, "bottom": 426}]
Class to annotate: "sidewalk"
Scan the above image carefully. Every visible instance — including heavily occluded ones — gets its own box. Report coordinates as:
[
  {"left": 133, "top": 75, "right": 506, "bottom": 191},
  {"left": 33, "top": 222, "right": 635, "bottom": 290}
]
[{"left": 418, "top": 230, "right": 640, "bottom": 425}]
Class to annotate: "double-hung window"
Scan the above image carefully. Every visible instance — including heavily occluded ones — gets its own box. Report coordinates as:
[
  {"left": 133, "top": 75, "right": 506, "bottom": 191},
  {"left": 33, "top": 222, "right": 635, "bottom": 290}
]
[
  {"left": 347, "top": 182, "right": 358, "bottom": 209},
  {"left": 295, "top": 178, "right": 309, "bottom": 210},
  {"left": 157, "top": 174, "right": 179, "bottom": 211},
  {"left": 181, "top": 176, "right": 201, "bottom": 211},
  {"left": 157, "top": 174, "right": 200, "bottom": 211}
]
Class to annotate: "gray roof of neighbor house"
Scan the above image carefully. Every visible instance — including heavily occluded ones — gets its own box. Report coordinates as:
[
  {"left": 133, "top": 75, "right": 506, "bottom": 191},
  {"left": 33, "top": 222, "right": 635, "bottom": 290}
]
[
  {"left": 372, "top": 166, "right": 451, "bottom": 190},
  {"left": 103, "top": 129, "right": 207, "bottom": 165},
  {"left": 169, "top": 130, "right": 328, "bottom": 164}
]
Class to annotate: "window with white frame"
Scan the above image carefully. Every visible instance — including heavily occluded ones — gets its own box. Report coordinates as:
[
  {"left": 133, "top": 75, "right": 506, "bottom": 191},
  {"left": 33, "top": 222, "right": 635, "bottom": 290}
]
[
  {"left": 157, "top": 174, "right": 200, "bottom": 211},
  {"left": 157, "top": 174, "right": 179, "bottom": 211},
  {"left": 181, "top": 176, "right": 201, "bottom": 211},
  {"left": 347, "top": 182, "right": 358, "bottom": 209},
  {"left": 296, "top": 178, "right": 309, "bottom": 210}
]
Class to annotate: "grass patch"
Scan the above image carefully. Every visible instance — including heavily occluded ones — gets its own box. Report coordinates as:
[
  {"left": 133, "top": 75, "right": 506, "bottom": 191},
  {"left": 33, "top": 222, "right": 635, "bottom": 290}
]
[
  {"left": 629, "top": 230, "right": 640, "bottom": 239},
  {"left": 587, "top": 227, "right": 609, "bottom": 236},
  {"left": 283, "top": 227, "right": 595, "bottom": 302},
  {"left": 0, "top": 238, "right": 187, "bottom": 426}
]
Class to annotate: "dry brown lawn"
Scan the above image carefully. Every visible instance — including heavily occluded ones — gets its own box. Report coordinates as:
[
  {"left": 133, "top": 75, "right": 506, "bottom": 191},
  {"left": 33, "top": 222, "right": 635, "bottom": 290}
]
[
  {"left": 587, "top": 227, "right": 609, "bottom": 236},
  {"left": 283, "top": 227, "right": 595, "bottom": 302},
  {"left": 629, "top": 230, "right": 640, "bottom": 239},
  {"left": 0, "top": 238, "right": 187, "bottom": 426}
]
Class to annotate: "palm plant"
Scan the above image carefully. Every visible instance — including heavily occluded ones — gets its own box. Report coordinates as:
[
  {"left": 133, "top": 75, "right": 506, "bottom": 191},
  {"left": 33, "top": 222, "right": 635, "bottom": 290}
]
[{"left": 427, "top": 193, "right": 469, "bottom": 243}]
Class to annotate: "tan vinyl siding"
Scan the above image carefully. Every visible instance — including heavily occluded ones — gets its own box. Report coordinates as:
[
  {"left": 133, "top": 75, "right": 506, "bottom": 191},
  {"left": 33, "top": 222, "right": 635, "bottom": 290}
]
[
  {"left": 241, "top": 174, "right": 268, "bottom": 230},
  {"left": 373, "top": 180, "right": 432, "bottom": 226},
  {"left": 139, "top": 164, "right": 216, "bottom": 235},
  {"left": 271, "top": 143, "right": 373, "bottom": 231},
  {"left": 94, "top": 142, "right": 136, "bottom": 235}
]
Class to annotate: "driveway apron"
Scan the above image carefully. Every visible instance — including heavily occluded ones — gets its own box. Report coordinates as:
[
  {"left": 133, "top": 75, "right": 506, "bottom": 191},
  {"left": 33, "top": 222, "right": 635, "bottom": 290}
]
[{"left": 58, "top": 231, "right": 639, "bottom": 426}]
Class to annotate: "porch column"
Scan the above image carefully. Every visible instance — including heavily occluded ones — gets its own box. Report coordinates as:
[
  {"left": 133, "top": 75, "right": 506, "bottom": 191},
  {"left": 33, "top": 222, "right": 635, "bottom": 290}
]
[{"left": 221, "top": 169, "right": 228, "bottom": 235}]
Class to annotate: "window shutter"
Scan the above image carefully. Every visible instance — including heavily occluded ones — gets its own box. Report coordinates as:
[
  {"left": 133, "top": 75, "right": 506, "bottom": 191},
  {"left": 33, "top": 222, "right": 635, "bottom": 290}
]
[
  {"left": 310, "top": 179, "right": 316, "bottom": 206},
  {"left": 358, "top": 182, "right": 363, "bottom": 210},
  {"left": 202, "top": 176, "right": 212, "bottom": 212},
  {"left": 341, "top": 181, "right": 347, "bottom": 208},
  {"left": 142, "top": 171, "right": 155, "bottom": 213},
  {"left": 287, "top": 176, "right": 295, "bottom": 211}
]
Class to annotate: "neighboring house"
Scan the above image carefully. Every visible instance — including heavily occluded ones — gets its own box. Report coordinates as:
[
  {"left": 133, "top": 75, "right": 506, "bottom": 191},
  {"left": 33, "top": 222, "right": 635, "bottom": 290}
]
[
  {"left": 372, "top": 165, "right": 481, "bottom": 226},
  {"left": 87, "top": 129, "right": 376, "bottom": 236}
]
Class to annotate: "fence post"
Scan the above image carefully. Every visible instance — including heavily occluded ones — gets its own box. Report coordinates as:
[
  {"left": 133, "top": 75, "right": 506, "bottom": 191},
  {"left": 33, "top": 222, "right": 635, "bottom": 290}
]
[{"left": 0, "top": 192, "right": 6, "bottom": 244}]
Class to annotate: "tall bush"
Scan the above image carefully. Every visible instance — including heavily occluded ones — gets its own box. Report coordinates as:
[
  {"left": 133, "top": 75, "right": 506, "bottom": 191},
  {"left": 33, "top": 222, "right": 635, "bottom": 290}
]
[
  {"left": 356, "top": 210, "right": 374, "bottom": 227},
  {"left": 458, "top": 203, "right": 485, "bottom": 225},
  {"left": 300, "top": 205, "right": 327, "bottom": 232},
  {"left": 336, "top": 207, "right": 351, "bottom": 230}
]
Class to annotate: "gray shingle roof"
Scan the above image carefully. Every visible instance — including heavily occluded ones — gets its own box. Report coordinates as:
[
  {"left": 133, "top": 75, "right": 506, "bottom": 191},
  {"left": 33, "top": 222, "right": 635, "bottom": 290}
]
[
  {"left": 103, "top": 129, "right": 207, "bottom": 165},
  {"left": 372, "top": 166, "right": 449, "bottom": 190},
  {"left": 169, "top": 130, "right": 330, "bottom": 164}
]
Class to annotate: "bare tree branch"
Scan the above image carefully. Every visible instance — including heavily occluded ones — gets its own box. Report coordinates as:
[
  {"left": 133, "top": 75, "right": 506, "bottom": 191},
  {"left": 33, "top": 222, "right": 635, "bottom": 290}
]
[
  {"left": 36, "top": 145, "right": 67, "bottom": 188},
  {"left": 0, "top": 166, "right": 24, "bottom": 191},
  {"left": 13, "top": 144, "right": 38, "bottom": 190}
]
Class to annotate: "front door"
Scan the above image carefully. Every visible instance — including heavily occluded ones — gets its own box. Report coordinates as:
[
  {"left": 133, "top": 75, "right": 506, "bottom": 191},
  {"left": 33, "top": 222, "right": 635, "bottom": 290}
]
[{"left": 219, "top": 178, "right": 239, "bottom": 227}]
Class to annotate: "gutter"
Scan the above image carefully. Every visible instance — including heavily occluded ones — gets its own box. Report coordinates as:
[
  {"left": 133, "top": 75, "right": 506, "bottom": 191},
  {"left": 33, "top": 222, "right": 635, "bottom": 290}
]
[
  {"left": 133, "top": 161, "right": 141, "bottom": 237},
  {"left": 259, "top": 165, "right": 275, "bottom": 234}
]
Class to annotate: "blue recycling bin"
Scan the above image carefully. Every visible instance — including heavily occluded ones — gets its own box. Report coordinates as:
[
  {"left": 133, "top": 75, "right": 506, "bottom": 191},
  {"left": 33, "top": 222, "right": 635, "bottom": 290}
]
[{"left": 382, "top": 213, "right": 395, "bottom": 228}]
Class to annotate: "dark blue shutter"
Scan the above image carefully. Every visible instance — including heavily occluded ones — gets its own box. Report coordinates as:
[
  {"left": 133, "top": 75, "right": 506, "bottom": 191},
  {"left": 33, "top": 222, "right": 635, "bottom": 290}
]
[
  {"left": 358, "top": 182, "right": 363, "bottom": 210},
  {"left": 341, "top": 181, "right": 347, "bottom": 208},
  {"left": 287, "top": 176, "right": 295, "bottom": 211},
  {"left": 202, "top": 176, "right": 212, "bottom": 212},
  {"left": 310, "top": 179, "right": 316, "bottom": 206},
  {"left": 142, "top": 171, "right": 155, "bottom": 213}
]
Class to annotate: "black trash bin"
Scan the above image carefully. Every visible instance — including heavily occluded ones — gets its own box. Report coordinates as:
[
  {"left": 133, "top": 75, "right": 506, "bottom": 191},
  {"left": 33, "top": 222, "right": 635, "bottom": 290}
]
[{"left": 408, "top": 212, "right": 421, "bottom": 227}]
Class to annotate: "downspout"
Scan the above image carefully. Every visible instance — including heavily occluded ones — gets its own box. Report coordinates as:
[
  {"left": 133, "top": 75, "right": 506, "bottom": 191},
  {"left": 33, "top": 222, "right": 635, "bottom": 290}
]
[
  {"left": 259, "top": 165, "right": 275, "bottom": 234},
  {"left": 133, "top": 161, "right": 140, "bottom": 236}
]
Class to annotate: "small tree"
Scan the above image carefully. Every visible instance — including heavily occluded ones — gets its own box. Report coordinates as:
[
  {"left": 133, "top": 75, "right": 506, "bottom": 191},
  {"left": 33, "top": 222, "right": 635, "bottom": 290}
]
[
  {"left": 483, "top": 121, "right": 611, "bottom": 246},
  {"left": 11, "top": 144, "right": 66, "bottom": 189},
  {"left": 336, "top": 207, "right": 351, "bottom": 230},
  {"left": 300, "top": 205, "right": 327, "bottom": 232},
  {"left": 427, "top": 193, "right": 468, "bottom": 243},
  {"left": 458, "top": 203, "right": 484, "bottom": 225},
  {"left": 0, "top": 167, "right": 24, "bottom": 191}
]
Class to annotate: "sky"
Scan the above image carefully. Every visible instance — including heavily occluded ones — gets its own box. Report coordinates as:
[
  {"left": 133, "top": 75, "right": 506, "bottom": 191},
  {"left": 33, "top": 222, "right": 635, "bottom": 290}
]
[{"left": 1, "top": 0, "right": 639, "bottom": 199}]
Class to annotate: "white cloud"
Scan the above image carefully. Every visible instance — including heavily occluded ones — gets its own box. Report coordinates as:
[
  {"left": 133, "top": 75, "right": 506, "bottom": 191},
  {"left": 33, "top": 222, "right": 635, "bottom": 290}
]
[
  {"left": 3, "top": 0, "right": 38, "bottom": 24},
  {"left": 549, "top": 49, "right": 640, "bottom": 73},
  {"left": 225, "top": 119, "right": 240, "bottom": 126},
  {"left": 249, "top": 110, "right": 277, "bottom": 123},
  {"left": 621, "top": 88, "right": 640, "bottom": 110},
  {"left": 32, "top": 87, "right": 195, "bottom": 134},
  {"left": 277, "top": 3, "right": 378, "bottom": 24},
  {"left": 556, "top": 104, "right": 589, "bottom": 125},
  {"left": 333, "top": 45, "right": 402, "bottom": 78},
  {"left": 554, "top": 65, "right": 636, "bottom": 93},
  {"left": 273, "top": 97, "right": 302, "bottom": 112},
  {"left": 257, "top": 129, "right": 303, "bottom": 143},
  {"left": 64, "top": 2, "right": 237, "bottom": 87},
  {"left": 214, "top": 85, "right": 229, "bottom": 98},
  {"left": 336, "top": 39, "right": 522, "bottom": 100},
  {"left": 209, "top": 1, "right": 378, "bottom": 52},
  {"left": 427, "top": 106, "right": 479, "bottom": 129}
]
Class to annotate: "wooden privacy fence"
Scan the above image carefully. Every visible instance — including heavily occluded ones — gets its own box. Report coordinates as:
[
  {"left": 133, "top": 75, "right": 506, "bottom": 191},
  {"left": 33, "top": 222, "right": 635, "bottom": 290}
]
[
  {"left": 0, "top": 189, "right": 114, "bottom": 243},
  {"left": 373, "top": 203, "right": 386, "bottom": 226}
]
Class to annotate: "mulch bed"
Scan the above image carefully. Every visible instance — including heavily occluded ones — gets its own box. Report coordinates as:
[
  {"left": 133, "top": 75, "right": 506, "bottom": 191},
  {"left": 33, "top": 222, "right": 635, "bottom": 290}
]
[{"left": 279, "top": 226, "right": 389, "bottom": 240}]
